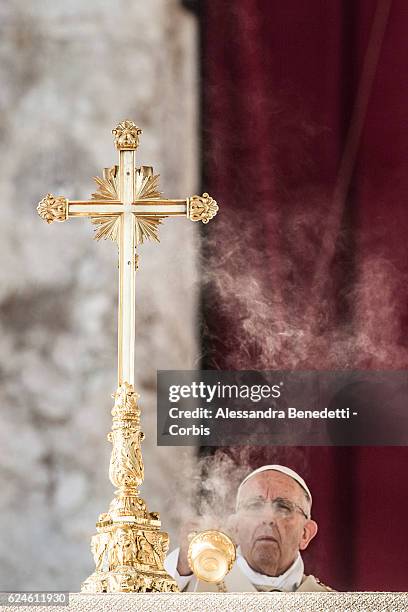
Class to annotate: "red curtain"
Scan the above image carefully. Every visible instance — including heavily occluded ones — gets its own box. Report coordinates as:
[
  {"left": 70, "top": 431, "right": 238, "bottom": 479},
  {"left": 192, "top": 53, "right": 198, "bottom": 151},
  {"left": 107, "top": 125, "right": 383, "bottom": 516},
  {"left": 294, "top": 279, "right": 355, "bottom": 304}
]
[{"left": 200, "top": 0, "right": 408, "bottom": 590}]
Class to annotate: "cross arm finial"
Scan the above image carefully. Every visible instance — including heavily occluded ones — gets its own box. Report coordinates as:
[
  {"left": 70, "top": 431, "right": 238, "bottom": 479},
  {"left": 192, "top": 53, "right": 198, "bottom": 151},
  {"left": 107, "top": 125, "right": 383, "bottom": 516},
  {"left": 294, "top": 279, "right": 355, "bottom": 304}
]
[
  {"left": 112, "top": 120, "right": 143, "bottom": 150},
  {"left": 37, "top": 193, "right": 68, "bottom": 224},
  {"left": 188, "top": 192, "right": 219, "bottom": 224}
]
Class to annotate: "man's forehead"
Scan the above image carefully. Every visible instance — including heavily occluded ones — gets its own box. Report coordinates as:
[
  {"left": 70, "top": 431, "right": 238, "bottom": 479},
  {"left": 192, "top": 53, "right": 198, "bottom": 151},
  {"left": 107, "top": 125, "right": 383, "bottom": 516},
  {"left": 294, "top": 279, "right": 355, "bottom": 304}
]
[{"left": 239, "top": 470, "right": 303, "bottom": 499}]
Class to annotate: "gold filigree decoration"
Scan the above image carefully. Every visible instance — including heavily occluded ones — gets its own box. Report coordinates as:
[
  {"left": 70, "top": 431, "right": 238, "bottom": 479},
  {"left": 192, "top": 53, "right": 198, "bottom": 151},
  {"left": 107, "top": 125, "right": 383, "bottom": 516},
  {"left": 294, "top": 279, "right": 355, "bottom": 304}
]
[
  {"left": 108, "top": 429, "right": 145, "bottom": 490},
  {"left": 37, "top": 193, "right": 68, "bottom": 224},
  {"left": 189, "top": 192, "right": 219, "bottom": 224},
  {"left": 112, "top": 120, "right": 142, "bottom": 150},
  {"left": 91, "top": 533, "right": 110, "bottom": 572},
  {"left": 90, "top": 166, "right": 120, "bottom": 241},
  {"left": 110, "top": 528, "right": 138, "bottom": 568},
  {"left": 134, "top": 167, "right": 164, "bottom": 245},
  {"left": 135, "top": 167, "right": 162, "bottom": 200},
  {"left": 92, "top": 166, "right": 119, "bottom": 201},
  {"left": 111, "top": 382, "right": 140, "bottom": 422},
  {"left": 82, "top": 525, "right": 178, "bottom": 593},
  {"left": 135, "top": 217, "right": 163, "bottom": 245},
  {"left": 91, "top": 216, "right": 121, "bottom": 242},
  {"left": 108, "top": 382, "right": 144, "bottom": 492},
  {"left": 81, "top": 380, "right": 178, "bottom": 594},
  {"left": 132, "top": 530, "right": 168, "bottom": 569}
]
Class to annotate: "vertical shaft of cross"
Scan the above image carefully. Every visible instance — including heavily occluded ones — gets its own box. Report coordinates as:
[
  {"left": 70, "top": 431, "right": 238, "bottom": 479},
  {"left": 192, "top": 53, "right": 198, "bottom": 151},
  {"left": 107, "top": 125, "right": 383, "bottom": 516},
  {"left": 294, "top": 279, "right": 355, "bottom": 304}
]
[{"left": 118, "top": 149, "right": 136, "bottom": 387}]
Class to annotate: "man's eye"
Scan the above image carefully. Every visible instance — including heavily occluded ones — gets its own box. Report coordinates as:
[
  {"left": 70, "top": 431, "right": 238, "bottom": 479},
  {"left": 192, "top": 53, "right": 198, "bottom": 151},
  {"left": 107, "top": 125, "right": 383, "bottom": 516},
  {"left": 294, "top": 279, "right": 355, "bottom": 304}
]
[
  {"left": 276, "top": 501, "right": 292, "bottom": 513},
  {"left": 246, "top": 501, "right": 263, "bottom": 511}
]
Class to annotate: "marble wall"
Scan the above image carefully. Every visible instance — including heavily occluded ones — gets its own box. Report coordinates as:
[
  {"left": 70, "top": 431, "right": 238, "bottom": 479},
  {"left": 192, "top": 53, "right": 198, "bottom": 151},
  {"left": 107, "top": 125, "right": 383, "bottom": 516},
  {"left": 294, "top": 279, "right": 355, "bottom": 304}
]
[{"left": 0, "top": 0, "right": 199, "bottom": 590}]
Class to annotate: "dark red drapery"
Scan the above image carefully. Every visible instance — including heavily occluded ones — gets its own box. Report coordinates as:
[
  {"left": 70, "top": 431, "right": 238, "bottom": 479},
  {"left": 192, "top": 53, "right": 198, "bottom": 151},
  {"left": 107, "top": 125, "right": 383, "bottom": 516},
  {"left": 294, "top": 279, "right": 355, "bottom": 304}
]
[{"left": 200, "top": 0, "right": 408, "bottom": 591}]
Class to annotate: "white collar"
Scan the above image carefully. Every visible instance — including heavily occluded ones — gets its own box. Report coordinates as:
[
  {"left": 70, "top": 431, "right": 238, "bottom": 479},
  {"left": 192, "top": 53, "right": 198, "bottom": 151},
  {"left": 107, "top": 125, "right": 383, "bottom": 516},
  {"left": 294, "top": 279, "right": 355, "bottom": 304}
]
[{"left": 236, "top": 548, "right": 304, "bottom": 591}]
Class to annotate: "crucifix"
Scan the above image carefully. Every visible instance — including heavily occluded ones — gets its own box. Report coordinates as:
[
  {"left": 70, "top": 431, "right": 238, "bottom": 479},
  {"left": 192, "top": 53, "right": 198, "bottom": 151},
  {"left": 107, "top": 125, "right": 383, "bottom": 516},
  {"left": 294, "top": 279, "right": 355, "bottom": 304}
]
[{"left": 37, "top": 120, "right": 218, "bottom": 593}]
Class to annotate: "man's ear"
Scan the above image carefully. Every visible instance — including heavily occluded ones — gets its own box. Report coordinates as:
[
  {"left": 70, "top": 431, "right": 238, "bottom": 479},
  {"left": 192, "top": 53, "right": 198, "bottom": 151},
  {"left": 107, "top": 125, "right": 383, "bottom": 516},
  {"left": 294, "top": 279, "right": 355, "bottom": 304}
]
[{"left": 299, "top": 519, "right": 318, "bottom": 551}]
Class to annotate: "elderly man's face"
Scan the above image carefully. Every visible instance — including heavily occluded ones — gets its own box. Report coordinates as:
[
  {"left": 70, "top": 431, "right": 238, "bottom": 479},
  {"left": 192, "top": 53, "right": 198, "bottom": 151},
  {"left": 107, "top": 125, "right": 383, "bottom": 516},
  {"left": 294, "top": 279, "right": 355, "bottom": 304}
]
[{"left": 230, "top": 471, "right": 318, "bottom": 576}]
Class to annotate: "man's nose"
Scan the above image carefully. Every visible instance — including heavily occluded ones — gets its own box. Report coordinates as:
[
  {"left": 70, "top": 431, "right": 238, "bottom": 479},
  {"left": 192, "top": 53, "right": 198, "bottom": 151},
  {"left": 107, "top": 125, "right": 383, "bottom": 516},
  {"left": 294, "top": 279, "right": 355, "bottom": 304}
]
[{"left": 260, "top": 510, "right": 276, "bottom": 525}]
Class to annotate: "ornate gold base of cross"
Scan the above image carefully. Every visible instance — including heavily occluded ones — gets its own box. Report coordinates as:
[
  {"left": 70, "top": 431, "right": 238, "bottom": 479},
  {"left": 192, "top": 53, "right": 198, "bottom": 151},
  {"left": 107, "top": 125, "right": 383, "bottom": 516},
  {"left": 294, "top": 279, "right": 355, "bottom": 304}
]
[
  {"left": 80, "top": 381, "right": 177, "bottom": 593},
  {"left": 36, "top": 121, "right": 218, "bottom": 593}
]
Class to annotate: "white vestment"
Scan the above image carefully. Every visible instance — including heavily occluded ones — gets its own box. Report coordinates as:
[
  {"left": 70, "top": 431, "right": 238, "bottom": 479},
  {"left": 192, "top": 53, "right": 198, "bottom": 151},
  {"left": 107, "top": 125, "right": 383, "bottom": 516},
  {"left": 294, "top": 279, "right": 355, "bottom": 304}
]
[{"left": 164, "top": 547, "right": 333, "bottom": 592}]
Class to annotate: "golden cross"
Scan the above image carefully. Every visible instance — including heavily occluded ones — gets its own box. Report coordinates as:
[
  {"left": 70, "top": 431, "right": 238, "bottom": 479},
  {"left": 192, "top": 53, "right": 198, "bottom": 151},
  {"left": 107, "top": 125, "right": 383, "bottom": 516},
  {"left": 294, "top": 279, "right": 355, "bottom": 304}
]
[
  {"left": 37, "top": 120, "right": 218, "bottom": 388},
  {"left": 36, "top": 120, "right": 219, "bottom": 593}
]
